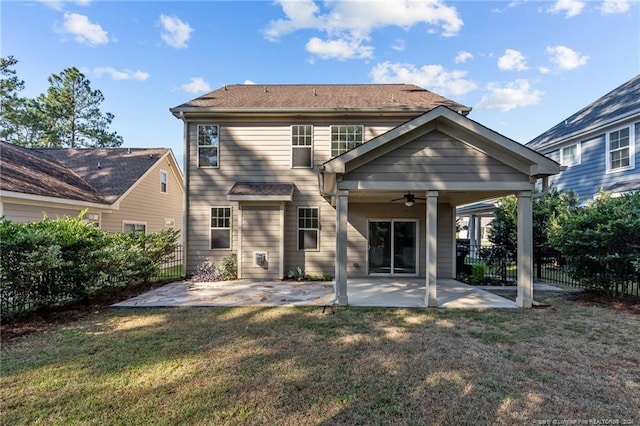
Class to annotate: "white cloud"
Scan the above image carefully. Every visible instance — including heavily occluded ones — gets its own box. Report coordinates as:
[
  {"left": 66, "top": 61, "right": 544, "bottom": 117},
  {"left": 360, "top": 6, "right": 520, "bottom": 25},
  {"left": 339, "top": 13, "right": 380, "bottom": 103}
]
[
  {"left": 539, "top": 66, "right": 551, "bottom": 74},
  {"left": 37, "top": 0, "right": 91, "bottom": 11},
  {"left": 477, "top": 79, "right": 542, "bottom": 111},
  {"left": 306, "top": 37, "right": 374, "bottom": 60},
  {"left": 600, "top": 0, "right": 630, "bottom": 14},
  {"left": 160, "top": 14, "right": 193, "bottom": 49},
  {"left": 548, "top": 0, "right": 585, "bottom": 17},
  {"left": 392, "top": 39, "right": 406, "bottom": 51},
  {"left": 370, "top": 61, "right": 477, "bottom": 97},
  {"left": 497, "top": 49, "right": 528, "bottom": 71},
  {"left": 181, "top": 77, "right": 211, "bottom": 94},
  {"left": 92, "top": 67, "right": 149, "bottom": 81},
  {"left": 454, "top": 51, "right": 473, "bottom": 64},
  {"left": 265, "top": 0, "right": 463, "bottom": 59},
  {"left": 60, "top": 13, "right": 108, "bottom": 46},
  {"left": 545, "top": 45, "right": 589, "bottom": 70},
  {"left": 244, "top": 80, "right": 256, "bottom": 85}
]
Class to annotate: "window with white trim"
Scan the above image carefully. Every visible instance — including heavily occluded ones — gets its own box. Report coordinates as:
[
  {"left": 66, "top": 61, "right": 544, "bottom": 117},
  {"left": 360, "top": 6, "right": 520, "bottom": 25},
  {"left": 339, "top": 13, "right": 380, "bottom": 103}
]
[
  {"left": 291, "top": 125, "right": 313, "bottom": 168},
  {"left": 210, "top": 207, "right": 231, "bottom": 249},
  {"left": 123, "top": 222, "right": 146, "bottom": 234},
  {"left": 561, "top": 143, "right": 580, "bottom": 166},
  {"left": 198, "top": 124, "right": 219, "bottom": 168},
  {"left": 607, "top": 126, "right": 635, "bottom": 172},
  {"left": 160, "top": 170, "right": 168, "bottom": 193},
  {"left": 298, "top": 207, "right": 319, "bottom": 251},
  {"left": 331, "top": 125, "right": 363, "bottom": 157}
]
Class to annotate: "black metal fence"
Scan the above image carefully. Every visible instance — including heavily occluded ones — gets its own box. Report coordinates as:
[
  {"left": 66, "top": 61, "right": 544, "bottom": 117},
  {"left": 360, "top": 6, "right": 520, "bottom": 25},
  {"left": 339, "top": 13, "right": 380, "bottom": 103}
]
[{"left": 458, "top": 243, "right": 639, "bottom": 296}]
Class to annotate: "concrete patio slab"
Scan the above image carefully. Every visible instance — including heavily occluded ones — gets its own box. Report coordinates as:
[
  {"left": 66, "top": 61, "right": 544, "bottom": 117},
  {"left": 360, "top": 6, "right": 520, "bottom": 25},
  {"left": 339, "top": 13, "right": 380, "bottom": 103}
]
[{"left": 112, "top": 277, "right": 546, "bottom": 309}]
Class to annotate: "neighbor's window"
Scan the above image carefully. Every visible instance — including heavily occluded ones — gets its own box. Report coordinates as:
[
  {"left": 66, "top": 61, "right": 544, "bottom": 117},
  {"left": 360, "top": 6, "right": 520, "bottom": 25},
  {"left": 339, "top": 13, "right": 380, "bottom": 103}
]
[
  {"left": 330, "top": 125, "right": 363, "bottom": 157},
  {"left": 607, "top": 126, "right": 634, "bottom": 172},
  {"left": 291, "top": 125, "right": 313, "bottom": 168},
  {"left": 123, "top": 222, "right": 146, "bottom": 234},
  {"left": 561, "top": 144, "right": 580, "bottom": 166},
  {"left": 198, "top": 124, "right": 219, "bottom": 168},
  {"left": 298, "top": 207, "right": 319, "bottom": 251},
  {"left": 160, "top": 170, "right": 168, "bottom": 193},
  {"left": 210, "top": 207, "right": 231, "bottom": 249}
]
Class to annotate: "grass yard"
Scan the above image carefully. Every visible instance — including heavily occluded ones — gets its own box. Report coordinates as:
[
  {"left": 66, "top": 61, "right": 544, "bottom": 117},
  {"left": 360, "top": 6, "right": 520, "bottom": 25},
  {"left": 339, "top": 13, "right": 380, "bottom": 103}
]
[{"left": 1, "top": 293, "right": 639, "bottom": 425}]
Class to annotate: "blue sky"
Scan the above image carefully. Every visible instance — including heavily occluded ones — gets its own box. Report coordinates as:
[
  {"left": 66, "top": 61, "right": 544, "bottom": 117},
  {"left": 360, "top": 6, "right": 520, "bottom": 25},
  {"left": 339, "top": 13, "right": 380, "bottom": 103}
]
[{"left": 3, "top": 0, "right": 639, "bottom": 165}]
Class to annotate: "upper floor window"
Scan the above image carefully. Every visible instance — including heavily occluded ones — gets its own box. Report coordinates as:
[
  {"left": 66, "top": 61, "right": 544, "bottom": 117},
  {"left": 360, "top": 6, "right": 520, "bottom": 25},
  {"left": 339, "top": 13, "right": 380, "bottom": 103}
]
[
  {"left": 210, "top": 207, "right": 231, "bottom": 249},
  {"left": 331, "top": 125, "right": 363, "bottom": 157},
  {"left": 606, "top": 126, "right": 635, "bottom": 172},
  {"left": 160, "top": 170, "right": 168, "bottom": 193},
  {"left": 198, "top": 124, "right": 219, "bottom": 168},
  {"left": 561, "top": 143, "right": 580, "bottom": 167},
  {"left": 291, "top": 125, "right": 313, "bottom": 168}
]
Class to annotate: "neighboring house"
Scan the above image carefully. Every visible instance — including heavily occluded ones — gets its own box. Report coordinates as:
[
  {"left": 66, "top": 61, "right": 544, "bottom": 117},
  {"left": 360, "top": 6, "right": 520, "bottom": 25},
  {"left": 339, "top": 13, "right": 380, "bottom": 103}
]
[
  {"left": 526, "top": 74, "right": 640, "bottom": 203},
  {"left": 171, "top": 84, "right": 559, "bottom": 307},
  {"left": 0, "top": 141, "right": 184, "bottom": 236}
]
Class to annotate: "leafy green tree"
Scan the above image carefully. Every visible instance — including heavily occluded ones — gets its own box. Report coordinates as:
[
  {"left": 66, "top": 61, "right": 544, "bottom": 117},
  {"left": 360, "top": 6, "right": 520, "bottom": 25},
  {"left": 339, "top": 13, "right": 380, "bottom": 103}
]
[
  {"left": 36, "top": 67, "right": 123, "bottom": 147},
  {"left": 0, "top": 56, "right": 45, "bottom": 145},
  {"left": 549, "top": 191, "right": 640, "bottom": 296}
]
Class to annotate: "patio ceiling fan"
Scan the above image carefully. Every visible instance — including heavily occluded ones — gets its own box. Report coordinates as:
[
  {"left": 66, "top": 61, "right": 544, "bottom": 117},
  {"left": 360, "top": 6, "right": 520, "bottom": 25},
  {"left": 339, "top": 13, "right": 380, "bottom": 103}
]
[{"left": 391, "top": 192, "right": 426, "bottom": 207}]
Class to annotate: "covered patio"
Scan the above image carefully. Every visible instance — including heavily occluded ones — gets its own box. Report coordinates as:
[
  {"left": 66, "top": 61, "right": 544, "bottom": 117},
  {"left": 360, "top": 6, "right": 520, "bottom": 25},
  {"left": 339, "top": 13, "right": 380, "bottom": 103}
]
[{"left": 320, "top": 106, "right": 560, "bottom": 308}]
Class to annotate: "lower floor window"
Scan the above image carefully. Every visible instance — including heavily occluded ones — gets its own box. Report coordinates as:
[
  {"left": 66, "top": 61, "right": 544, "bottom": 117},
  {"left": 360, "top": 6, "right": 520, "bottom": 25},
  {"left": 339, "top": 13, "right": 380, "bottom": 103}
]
[
  {"left": 123, "top": 222, "right": 146, "bottom": 234},
  {"left": 298, "top": 207, "right": 319, "bottom": 250},
  {"left": 211, "top": 207, "right": 232, "bottom": 249}
]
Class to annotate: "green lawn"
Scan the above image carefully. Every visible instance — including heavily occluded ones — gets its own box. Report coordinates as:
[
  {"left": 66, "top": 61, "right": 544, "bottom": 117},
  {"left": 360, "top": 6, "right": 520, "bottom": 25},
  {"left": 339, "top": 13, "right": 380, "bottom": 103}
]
[{"left": 2, "top": 293, "right": 638, "bottom": 425}]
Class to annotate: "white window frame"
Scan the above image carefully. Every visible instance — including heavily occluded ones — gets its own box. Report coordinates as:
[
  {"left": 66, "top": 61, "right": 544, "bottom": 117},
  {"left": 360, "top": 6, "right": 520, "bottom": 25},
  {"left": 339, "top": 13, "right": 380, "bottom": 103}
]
[
  {"left": 606, "top": 125, "right": 635, "bottom": 173},
  {"left": 160, "top": 170, "right": 168, "bottom": 193},
  {"left": 291, "top": 124, "right": 314, "bottom": 168},
  {"left": 197, "top": 124, "right": 220, "bottom": 168},
  {"left": 297, "top": 207, "right": 320, "bottom": 251},
  {"left": 123, "top": 221, "right": 147, "bottom": 234},
  {"left": 330, "top": 124, "right": 364, "bottom": 158},
  {"left": 560, "top": 143, "right": 581, "bottom": 167},
  {"left": 210, "top": 207, "right": 232, "bottom": 250}
]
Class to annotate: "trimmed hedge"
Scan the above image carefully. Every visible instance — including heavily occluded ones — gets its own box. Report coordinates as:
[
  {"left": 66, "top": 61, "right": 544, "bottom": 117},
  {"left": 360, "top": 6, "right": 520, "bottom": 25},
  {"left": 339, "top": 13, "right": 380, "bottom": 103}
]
[{"left": 0, "top": 214, "right": 179, "bottom": 320}]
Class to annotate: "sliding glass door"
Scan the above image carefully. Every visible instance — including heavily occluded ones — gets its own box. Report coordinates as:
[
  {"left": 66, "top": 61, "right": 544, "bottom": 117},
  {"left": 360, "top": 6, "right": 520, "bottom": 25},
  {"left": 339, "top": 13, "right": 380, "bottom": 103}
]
[{"left": 368, "top": 220, "right": 417, "bottom": 275}]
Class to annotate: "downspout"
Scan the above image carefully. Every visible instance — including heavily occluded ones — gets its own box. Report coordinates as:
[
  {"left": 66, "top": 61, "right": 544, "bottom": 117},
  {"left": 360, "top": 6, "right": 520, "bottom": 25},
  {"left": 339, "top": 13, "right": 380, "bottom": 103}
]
[
  {"left": 179, "top": 111, "right": 189, "bottom": 278},
  {"left": 318, "top": 165, "right": 340, "bottom": 305}
]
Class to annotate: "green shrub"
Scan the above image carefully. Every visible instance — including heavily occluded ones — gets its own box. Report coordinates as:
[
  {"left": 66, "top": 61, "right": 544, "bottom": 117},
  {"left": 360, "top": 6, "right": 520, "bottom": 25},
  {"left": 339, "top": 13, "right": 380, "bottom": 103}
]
[
  {"left": 219, "top": 254, "right": 237, "bottom": 280},
  {"left": 472, "top": 263, "right": 486, "bottom": 284}
]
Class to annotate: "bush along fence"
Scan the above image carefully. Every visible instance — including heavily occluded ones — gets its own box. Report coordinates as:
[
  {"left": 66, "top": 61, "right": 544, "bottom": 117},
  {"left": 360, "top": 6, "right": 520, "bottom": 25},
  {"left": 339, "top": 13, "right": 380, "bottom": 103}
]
[
  {"left": 457, "top": 242, "right": 640, "bottom": 297},
  {"left": 0, "top": 216, "right": 183, "bottom": 321}
]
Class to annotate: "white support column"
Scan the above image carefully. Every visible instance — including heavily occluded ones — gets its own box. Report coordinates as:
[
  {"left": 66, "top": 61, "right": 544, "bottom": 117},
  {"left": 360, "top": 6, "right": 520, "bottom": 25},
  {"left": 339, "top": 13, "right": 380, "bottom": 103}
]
[
  {"left": 237, "top": 204, "right": 243, "bottom": 279},
  {"left": 425, "top": 191, "right": 438, "bottom": 307},
  {"left": 279, "top": 202, "right": 285, "bottom": 279},
  {"left": 517, "top": 191, "right": 533, "bottom": 308},
  {"left": 335, "top": 190, "right": 349, "bottom": 305},
  {"left": 468, "top": 214, "right": 477, "bottom": 256}
]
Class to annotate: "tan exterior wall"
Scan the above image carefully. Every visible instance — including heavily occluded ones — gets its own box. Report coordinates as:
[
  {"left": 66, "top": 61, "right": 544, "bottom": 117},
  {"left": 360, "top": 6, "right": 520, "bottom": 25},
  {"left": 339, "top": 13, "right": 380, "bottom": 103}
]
[
  {"left": 100, "top": 155, "right": 183, "bottom": 236},
  {"left": 185, "top": 117, "right": 406, "bottom": 276},
  {"left": 344, "top": 130, "right": 530, "bottom": 184},
  {"left": 1, "top": 202, "right": 87, "bottom": 223}
]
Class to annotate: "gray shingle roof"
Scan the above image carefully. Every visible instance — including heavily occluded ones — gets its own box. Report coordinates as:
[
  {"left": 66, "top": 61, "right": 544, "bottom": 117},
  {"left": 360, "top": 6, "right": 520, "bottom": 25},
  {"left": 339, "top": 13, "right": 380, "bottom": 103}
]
[
  {"left": 172, "top": 84, "right": 470, "bottom": 113},
  {"left": 37, "top": 148, "right": 169, "bottom": 203},
  {"left": 227, "top": 182, "right": 295, "bottom": 201},
  {"left": 1, "top": 142, "right": 170, "bottom": 204},
  {"left": 527, "top": 74, "right": 640, "bottom": 150}
]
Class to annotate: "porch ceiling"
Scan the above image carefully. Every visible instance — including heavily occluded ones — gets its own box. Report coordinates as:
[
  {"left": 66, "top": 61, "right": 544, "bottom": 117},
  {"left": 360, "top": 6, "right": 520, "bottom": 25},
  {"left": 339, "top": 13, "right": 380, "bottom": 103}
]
[{"left": 343, "top": 189, "right": 517, "bottom": 206}]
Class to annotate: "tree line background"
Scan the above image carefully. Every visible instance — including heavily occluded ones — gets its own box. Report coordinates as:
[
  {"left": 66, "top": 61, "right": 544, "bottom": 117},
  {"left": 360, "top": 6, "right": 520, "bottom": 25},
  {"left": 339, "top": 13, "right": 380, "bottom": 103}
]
[{"left": 0, "top": 56, "right": 122, "bottom": 148}]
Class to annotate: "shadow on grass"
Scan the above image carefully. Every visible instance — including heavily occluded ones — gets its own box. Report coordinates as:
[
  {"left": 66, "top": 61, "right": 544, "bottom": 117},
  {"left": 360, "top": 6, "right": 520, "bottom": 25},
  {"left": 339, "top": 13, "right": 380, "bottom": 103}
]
[{"left": 2, "top": 298, "right": 639, "bottom": 424}]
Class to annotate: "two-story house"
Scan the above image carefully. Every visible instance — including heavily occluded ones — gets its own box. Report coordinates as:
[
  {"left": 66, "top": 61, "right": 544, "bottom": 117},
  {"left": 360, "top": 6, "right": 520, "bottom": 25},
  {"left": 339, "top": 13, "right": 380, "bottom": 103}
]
[
  {"left": 171, "top": 84, "right": 559, "bottom": 307},
  {"left": 526, "top": 74, "right": 639, "bottom": 203}
]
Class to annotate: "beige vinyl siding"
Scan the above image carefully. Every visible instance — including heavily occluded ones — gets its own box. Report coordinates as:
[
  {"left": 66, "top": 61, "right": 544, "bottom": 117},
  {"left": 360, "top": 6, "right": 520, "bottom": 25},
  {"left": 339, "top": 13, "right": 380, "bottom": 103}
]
[
  {"left": 100, "top": 156, "right": 183, "bottom": 235},
  {"left": 437, "top": 203, "right": 454, "bottom": 278},
  {"left": 241, "top": 206, "right": 281, "bottom": 279},
  {"left": 344, "top": 131, "right": 530, "bottom": 184},
  {"left": 185, "top": 117, "right": 407, "bottom": 276},
  {"left": 2, "top": 203, "right": 84, "bottom": 223}
]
